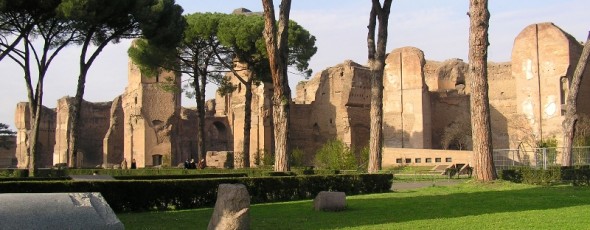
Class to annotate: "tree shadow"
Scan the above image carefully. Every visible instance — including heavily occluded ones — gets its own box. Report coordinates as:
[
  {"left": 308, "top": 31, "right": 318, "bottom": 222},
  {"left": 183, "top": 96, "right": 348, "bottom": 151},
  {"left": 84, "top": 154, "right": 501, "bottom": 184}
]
[{"left": 247, "top": 185, "right": 590, "bottom": 229}]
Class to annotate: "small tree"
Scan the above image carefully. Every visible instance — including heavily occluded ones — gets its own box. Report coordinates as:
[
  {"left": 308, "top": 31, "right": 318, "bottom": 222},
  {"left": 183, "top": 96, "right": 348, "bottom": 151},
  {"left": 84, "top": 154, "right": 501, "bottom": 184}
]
[
  {"left": 314, "top": 139, "right": 357, "bottom": 170},
  {"left": 2, "top": 0, "right": 78, "bottom": 176},
  {"left": 61, "top": 0, "right": 185, "bottom": 167},
  {"left": 441, "top": 118, "right": 472, "bottom": 150},
  {"left": 216, "top": 13, "right": 315, "bottom": 168},
  {"left": 0, "top": 123, "right": 16, "bottom": 150}
]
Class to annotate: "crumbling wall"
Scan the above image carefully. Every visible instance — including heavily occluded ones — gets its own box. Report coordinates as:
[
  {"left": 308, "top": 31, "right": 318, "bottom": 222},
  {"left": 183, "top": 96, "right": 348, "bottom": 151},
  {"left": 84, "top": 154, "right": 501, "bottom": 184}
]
[
  {"left": 14, "top": 102, "right": 55, "bottom": 168},
  {"left": 383, "top": 47, "right": 432, "bottom": 149},
  {"left": 123, "top": 58, "right": 181, "bottom": 168},
  {"left": 53, "top": 97, "right": 111, "bottom": 168},
  {"left": 291, "top": 60, "right": 371, "bottom": 164},
  {"left": 103, "top": 95, "right": 125, "bottom": 168},
  {"left": 512, "top": 22, "right": 583, "bottom": 146}
]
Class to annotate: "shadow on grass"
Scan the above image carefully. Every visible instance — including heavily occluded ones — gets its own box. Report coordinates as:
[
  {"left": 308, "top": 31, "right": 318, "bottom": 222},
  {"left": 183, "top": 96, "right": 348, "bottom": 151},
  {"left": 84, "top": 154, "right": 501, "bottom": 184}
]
[
  {"left": 118, "top": 183, "right": 590, "bottom": 229},
  {"left": 248, "top": 184, "right": 590, "bottom": 229}
]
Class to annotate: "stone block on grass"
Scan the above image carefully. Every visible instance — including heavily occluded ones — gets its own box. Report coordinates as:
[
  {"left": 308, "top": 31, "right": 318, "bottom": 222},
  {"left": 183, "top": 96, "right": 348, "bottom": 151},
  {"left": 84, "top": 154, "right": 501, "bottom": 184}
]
[
  {"left": 314, "top": 191, "right": 346, "bottom": 211},
  {"left": 208, "top": 183, "right": 250, "bottom": 230}
]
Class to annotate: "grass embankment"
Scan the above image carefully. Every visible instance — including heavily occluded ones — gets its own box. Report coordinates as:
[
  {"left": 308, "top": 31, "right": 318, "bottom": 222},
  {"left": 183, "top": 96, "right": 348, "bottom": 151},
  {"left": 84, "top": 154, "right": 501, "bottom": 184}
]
[{"left": 118, "top": 181, "right": 590, "bottom": 229}]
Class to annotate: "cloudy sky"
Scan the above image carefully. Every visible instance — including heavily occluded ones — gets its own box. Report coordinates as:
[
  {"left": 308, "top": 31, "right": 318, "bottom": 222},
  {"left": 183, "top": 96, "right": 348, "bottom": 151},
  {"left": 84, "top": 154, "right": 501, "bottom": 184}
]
[{"left": 1, "top": 0, "right": 588, "bottom": 130}]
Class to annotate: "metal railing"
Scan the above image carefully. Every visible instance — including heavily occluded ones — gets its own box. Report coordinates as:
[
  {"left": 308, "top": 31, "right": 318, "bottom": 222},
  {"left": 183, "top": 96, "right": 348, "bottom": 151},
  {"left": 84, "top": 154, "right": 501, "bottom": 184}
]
[{"left": 492, "top": 147, "right": 590, "bottom": 172}]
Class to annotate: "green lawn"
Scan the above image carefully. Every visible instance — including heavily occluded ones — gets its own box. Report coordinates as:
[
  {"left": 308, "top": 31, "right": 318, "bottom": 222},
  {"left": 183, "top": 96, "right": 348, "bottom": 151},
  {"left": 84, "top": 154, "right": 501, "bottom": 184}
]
[{"left": 117, "top": 181, "right": 590, "bottom": 229}]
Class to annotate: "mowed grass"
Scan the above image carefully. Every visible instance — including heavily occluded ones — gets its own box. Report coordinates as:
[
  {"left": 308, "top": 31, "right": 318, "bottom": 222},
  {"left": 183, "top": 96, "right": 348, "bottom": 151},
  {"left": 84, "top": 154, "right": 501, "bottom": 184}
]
[{"left": 117, "top": 181, "right": 590, "bottom": 229}]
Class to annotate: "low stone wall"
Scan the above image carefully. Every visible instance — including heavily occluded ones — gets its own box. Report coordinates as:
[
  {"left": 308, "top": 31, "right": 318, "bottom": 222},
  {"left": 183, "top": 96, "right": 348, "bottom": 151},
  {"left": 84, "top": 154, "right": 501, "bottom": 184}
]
[{"left": 383, "top": 148, "right": 472, "bottom": 167}]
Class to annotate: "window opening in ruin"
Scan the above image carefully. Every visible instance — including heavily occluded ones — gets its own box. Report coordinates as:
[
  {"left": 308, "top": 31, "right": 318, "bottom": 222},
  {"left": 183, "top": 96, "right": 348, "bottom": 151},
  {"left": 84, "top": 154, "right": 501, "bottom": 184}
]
[
  {"left": 134, "top": 97, "right": 137, "bottom": 104},
  {"left": 560, "top": 76, "right": 568, "bottom": 116},
  {"left": 396, "top": 158, "right": 402, "bottom": 163},
  {"left": 152, "top": 120, "right": 163, "bottom": 127},
  {"left": 415, "top": 158, "right": 421, "bottom": 163},
  {"left": 238, "top": 83, "right": 242, "bottom": 93},
  {"left": 445, "top": 157, "right": 452, "bottom": 163},
  {"left": 153, "top": 154, "right": 163, "bottom": 166},
  {"left": 426, "top": 158, "right": 432, "bottom": 163},
  {"left": 405, "top": 158, "right": 411, "bottom": 164},
  {"left": 329, "top": 119, "right": 332, "bottom": 124},
  {"left": 435, "top": 158, "right": 442, "bottom": 163}
]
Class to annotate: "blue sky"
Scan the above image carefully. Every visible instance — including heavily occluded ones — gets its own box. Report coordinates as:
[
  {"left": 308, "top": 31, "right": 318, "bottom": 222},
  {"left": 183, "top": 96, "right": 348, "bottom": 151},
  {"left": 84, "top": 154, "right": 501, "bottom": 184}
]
[{"left": 1, "top": 0, "right": 589, "bottom": 129}]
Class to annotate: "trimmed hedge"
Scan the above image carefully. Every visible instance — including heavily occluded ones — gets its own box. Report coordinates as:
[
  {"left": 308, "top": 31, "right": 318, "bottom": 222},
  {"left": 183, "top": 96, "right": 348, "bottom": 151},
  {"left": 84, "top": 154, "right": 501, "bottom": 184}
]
[
  {"left": 0, "top": 173, "right": 393, "bottom": 212},
  {"left": 112, "top": 173, "right": 248, "bottom": 180},
  {"left": 500, "top": 166, "right": 590, "bottom": 186}
]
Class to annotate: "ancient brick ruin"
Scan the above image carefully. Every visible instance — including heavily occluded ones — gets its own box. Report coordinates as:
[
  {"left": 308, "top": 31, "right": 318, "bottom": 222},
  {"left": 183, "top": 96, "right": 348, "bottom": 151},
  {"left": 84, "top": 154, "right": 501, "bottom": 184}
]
[{"left": 5, "top": 22, "right": 590, "bottom": 169}]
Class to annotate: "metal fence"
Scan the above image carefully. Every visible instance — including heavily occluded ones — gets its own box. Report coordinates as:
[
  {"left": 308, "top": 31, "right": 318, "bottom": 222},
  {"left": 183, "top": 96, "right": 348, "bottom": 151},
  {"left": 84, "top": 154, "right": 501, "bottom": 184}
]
[{"left": 492, "top": 147, "right": 590, "bottom": 172}]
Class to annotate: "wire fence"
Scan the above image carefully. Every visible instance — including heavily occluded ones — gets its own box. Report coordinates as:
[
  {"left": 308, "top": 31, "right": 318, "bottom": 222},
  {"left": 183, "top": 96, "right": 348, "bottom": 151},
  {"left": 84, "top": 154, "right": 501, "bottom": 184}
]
[{"left": 493, "top": 147, "right": 590, "bottom": 172}]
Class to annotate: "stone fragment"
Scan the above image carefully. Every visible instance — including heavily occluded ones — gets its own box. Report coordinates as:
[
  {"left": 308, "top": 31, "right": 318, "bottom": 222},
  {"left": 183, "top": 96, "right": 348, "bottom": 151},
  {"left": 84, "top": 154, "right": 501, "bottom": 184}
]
[
  {"left": 208, "top": 184, "right": 250, "bottom": 230},
  {"left": 313, "top": 191, "right": 346, "bottom": 211},
  {"left": 0, "top": 193, "right": 124, "bottom": 230}
]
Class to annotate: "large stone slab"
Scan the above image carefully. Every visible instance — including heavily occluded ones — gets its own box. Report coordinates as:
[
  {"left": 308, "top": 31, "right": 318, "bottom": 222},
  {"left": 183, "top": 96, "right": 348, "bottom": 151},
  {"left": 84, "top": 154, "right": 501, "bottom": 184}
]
[
  {"left": 0, "top": 193, "right": 124, "bottom": 230},
  {"left": 313, "top": 191, "right": 346, "bottom": 211},
  {"left": 208, "top": 184, "right": 250, "bottom": 230}
]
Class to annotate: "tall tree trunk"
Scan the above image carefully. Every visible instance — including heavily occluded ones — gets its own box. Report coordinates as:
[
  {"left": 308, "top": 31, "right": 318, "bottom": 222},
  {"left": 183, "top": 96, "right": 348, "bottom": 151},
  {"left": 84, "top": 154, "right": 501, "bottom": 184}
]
[
  {"left": 194, "top": 69, "right": 206, "bottom": 163},
  {"left": 68, "top": 32, "right": 111, "bottom": 168},
  {"left": 68, "top": 67, "right": 89, "bottom": 168},
  {"left": 468, "top": 0, "right": 497, "bottom": 181},
  {"left": 562, "top": 32, "right": 590, "bottom": 166},
  {"left": 242, "top": 81, "right": 253, "bottom": 168},
  {"left": 262, "top": 0, "right": 292, "bottom": 172},
  {"left": 366, "top": 0, "right": 392, "bottom": 173},
  {"left": 28, "top": 82, "right": 43, "bottom": 177}
]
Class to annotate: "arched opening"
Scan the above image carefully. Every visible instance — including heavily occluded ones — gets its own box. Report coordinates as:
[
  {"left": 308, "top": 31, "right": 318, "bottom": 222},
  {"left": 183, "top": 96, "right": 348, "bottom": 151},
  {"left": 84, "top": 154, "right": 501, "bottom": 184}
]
[{"left": 209, "top": 121, "right": 229, "bottom": 151}]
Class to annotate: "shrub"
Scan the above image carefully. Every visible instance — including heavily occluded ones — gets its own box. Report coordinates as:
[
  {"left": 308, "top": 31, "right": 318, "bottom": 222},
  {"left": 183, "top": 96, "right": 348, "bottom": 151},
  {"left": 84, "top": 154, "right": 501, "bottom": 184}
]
[
  {"left": 500, "top": 166, "right": 590, "bottom": 186},
  {"left": 0, "top": 173, "right": 393, "bottom": 212},
  {"left": 290, "top": 147, "right": 305, "bottom": 167},
  {"left": 261, "top": 149, "right": 274, "bottom": 166},
  {"left": 314, "top": 139, "right": 357, "bottom": 170}
]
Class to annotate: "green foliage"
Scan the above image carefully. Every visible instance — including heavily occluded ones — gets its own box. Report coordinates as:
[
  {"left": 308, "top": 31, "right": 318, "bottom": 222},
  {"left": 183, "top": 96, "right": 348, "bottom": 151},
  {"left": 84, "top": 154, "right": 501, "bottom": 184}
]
[
  {"left": 290, "top": 147, "right": 305, "bottom": 167},
  {"left": 262, "top": 149, "right": 274, "bottom": 166},
  {"left": 0, "top": 174, "right": 393, "bottom": 212},
  {"left": 574, "top": 114, "right": 590, "bottom": 146},
  {"left": 440, "top": 117, "right": 472, "bottom": 150},
  {"left": 537, "top": 137, "right": 558, "bottom": 165},
  {"left": 357, "top": 146, "right": 370, "bottom": 171},
  {"left": 0, "top": 123, "right": 16, "bottom": 149},
  {"left": 314, "top": 139, "right": 358, "bottom": 170},
  {"left": 499, "top": 166, "right": 590, "bottom": 186}
]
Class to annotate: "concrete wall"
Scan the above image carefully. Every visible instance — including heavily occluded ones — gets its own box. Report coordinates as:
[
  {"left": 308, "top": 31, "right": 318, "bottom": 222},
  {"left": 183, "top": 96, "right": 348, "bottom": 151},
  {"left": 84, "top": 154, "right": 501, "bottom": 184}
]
[{"left": 383, "top": 148, "right": 472, "bottom": 168}]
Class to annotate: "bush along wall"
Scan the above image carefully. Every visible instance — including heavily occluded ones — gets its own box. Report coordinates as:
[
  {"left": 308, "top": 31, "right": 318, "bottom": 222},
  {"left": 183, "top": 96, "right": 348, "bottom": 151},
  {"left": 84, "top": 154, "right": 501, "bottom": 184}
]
[
  {"left": 0, "top": 173, "right": 393, "bottom": 212},
  {"left": 500, "top": 166, "right": 590, "bottom": 186}
]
